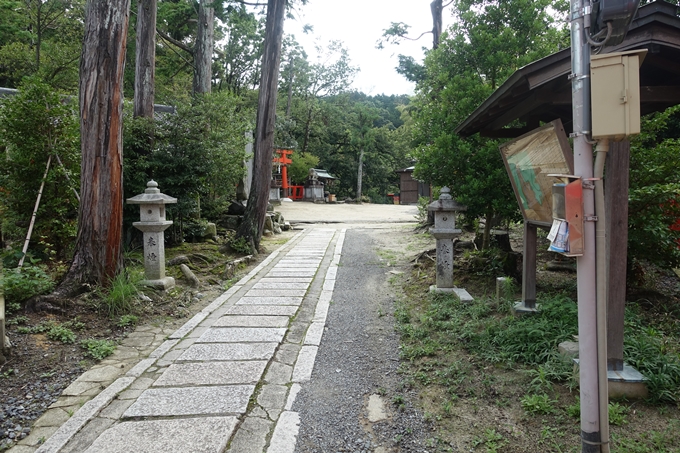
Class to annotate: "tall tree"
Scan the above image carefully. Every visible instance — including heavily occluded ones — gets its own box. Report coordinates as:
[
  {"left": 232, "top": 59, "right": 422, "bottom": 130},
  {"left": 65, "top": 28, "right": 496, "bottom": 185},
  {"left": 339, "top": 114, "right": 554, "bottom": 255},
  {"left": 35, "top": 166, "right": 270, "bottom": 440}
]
[
  {"left": 193, "top": 0, "right": 214, "bottom": 94},
  {"left": 57, "top": 0, "right": 131, "bottom": 295},
  {"left": 134, "top": 0, "right": 157, "bottom": 117},
  {"left": 235, "top": 0, "right": 286, "bottom": 252}
]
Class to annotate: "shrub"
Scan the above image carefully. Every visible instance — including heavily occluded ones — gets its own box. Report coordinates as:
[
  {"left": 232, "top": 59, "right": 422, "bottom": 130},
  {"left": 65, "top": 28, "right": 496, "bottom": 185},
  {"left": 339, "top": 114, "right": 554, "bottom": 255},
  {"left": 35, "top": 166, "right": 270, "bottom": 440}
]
[
  {"left": 0, "top": 78, "right": 80, "bottom": 260},
  {"left": 0, "top": 264, "right": 55, "bottom": 309},
  {"left": 46, "top": 325, "right": 76, "bottom": 344},
  {"left": 80, "top": 339, "right": 116, "bottom": 360}
]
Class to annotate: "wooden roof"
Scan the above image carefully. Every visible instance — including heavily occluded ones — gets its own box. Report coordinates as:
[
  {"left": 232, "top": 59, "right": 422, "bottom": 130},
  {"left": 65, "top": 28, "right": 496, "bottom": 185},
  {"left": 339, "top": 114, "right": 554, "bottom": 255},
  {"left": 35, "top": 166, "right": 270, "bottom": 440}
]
[{"left": 455, "top": 1, "right": 680, "bottom": 138}]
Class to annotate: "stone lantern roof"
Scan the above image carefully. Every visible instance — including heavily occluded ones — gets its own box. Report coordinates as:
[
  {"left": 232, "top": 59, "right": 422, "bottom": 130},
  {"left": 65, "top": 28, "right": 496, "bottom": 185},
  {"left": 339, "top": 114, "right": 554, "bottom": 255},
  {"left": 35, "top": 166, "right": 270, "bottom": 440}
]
[{"left": 126, "top": 180, "right": 177, "bottom": 205}]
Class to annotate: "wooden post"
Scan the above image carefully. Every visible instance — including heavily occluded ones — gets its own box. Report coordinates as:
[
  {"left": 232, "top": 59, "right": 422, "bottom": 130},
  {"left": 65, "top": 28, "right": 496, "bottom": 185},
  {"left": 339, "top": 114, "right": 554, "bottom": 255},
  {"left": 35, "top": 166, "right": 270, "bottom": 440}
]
[
  {"left": 605, "top": 140, "right": 630, "bottom": 371},
  {"left": 0, "top": 263, "right": 5, "bottom": 358},
  {"left": 522, "top": 222, "right": 538, "bottom": 309}
]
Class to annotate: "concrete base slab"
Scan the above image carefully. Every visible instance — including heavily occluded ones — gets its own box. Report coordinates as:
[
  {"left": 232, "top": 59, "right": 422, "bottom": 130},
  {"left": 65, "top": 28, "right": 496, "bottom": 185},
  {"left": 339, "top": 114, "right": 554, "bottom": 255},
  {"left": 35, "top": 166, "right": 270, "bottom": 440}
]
[
  {"left": 83, "top": 416, "right": 237, "bottom": 453},
  {"left": 512, "top": 301, "right": 540, "bottom": 314},
  {"left": 140, "top": 276, "right": 175, "bottom": 291},
  {"left": 558, "top": 341, "right": 580, "bottom": 358},
  {"left": 573, "top": 359, "right": 649, "bottom": 399},
  {"left": 429, "top": 286, "right": 474, "bottom": 303}
]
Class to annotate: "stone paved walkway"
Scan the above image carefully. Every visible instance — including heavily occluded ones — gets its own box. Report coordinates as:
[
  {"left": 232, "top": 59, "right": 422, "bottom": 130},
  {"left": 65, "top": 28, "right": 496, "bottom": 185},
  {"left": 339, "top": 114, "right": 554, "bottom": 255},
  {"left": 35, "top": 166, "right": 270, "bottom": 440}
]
[{"left": 11, "top": 227, "right": 345, "bottom": 453}]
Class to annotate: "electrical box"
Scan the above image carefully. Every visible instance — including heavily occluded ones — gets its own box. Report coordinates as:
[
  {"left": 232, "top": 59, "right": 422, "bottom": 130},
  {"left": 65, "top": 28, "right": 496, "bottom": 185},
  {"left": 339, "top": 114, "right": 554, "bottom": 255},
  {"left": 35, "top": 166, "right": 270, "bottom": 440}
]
[
  {"left": 547, "top": 175, "right": 584, "bottom": 257},
  {"left": 591, "top": 49, "right": 647, "bottom": 140},
  {"left": 591, "top": 0, "right": 641, "bottom": 46}
]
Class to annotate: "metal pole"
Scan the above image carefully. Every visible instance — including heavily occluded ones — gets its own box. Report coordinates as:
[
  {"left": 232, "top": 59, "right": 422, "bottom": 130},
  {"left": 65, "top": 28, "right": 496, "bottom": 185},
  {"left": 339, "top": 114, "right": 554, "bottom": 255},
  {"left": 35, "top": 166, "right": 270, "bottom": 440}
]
[{"left": 571, "top": 0, "right": 602, "bottom": 451}]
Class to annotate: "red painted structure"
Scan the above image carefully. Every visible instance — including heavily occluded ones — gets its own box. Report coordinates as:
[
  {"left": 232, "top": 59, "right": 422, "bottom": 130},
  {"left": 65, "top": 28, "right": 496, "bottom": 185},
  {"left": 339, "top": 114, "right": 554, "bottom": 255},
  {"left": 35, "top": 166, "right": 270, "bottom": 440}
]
[{"left": 273, "top": 149, "right": 293, "bottom": 197}]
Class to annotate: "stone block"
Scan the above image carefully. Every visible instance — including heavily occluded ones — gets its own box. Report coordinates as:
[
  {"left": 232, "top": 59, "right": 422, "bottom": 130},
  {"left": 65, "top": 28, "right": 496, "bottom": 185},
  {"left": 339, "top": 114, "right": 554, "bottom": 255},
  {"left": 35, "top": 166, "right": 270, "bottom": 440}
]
[
  {"left": 197, "top": 327, "right": 286, "bottom": 343},
  {"left": 123, "top": 386, "right": 254, "bottom": 417},
  {"left": 178, "top": 343, "right": 278, "bottom": 362},
  {"left": 236, "top": 297, "right": 303, "bottom": 306},
  {"left": 225, "top": 305, "right": 298, "bottom": 316},
  {"left": 558, "top": 341, "right": 580, "bottom": 358},
  {"left": 154, "top": 361, "right": 267, "bottom": 386},
  {"left": 213, "top": 315, "right": 290, "bottom": 328},
  {"left": 83, "top": 417, "right": 238, "bottom": 453}
]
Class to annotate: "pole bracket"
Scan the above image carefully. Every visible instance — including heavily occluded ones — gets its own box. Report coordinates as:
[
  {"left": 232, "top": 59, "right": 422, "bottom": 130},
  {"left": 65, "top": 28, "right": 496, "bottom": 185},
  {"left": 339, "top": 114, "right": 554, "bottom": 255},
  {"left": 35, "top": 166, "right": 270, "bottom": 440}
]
[{"left": 585, "top": 215, "right": 598, "bottom": 222}]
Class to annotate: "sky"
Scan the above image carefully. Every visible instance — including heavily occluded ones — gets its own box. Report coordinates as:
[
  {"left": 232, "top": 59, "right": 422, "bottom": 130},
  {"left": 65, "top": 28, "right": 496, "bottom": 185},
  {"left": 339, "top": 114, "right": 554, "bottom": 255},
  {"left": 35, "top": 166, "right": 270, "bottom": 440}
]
[{"left": 285, "top": 0, "right": 451, "bottom": 97}]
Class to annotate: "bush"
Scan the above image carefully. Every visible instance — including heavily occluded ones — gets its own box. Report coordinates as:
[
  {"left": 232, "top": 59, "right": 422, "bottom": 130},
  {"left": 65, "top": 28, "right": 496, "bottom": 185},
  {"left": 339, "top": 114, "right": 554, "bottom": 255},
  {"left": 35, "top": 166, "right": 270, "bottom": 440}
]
[
  {"left": 0, "top": 264, "right": 55, "bottom": 309},
  {"left": 81, "top": 339, "right": 116, "bottom": 360},
  {"left": 0, "top": 78, "right": 80, "bottom": 261}
]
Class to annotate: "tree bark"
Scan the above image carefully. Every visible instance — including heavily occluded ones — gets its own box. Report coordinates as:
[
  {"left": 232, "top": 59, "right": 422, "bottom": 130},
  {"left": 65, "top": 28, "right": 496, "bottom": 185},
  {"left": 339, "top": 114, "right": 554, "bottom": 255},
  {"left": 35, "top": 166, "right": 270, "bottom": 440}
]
[
  {"left": 58, "top": 0, "right": 130, "bottom": 293},
  {"left": 430, "top": 0, "right": 443, "bottom": 49},
  {"left": 193, "top": 0, "right": 214, "bottom": 94},
  {"left": 236, "top": 0, "right": 286, "bottom": 252},
  {"left": 134, "top": 0, "right": 157, "bottom": 118}
]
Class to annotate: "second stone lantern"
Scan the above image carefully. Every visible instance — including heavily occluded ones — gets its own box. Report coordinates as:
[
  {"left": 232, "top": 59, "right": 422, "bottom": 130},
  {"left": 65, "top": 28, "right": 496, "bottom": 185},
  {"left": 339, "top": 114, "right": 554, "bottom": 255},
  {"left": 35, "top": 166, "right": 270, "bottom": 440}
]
[
  {"left": 126, "top": 181, "right": 177, "bottom": 290},
  {"left": 428, "top": 186, "right": 466, "bottom": 293}
]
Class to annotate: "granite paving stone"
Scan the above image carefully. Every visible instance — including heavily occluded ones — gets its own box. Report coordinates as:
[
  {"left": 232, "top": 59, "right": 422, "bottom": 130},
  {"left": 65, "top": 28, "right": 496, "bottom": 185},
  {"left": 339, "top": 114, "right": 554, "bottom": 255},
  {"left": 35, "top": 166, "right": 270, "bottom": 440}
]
[
  {"left": 252, "top": 281, "right": 310, "bottom": 290},
  {"left": 197, "top": 327, "right": 287, "bottom": 343},
  {"left": 83, "top": 417, "right": 238, "bottom": 453},
  {"left": 225, "top": 305, "right": 299, "bottom": 316},
  {"left": 154, "top": 361, "right": 268, "bottom": 386},
  {"left": 257, "top": 277, "right": 313, "bottom": 283},
  {"left": 244, "top": 289, "right": 307, "bottom": 298},
  {"left": 236, "top": 296, "right": 303, "bottom": 306},
  {"left": 213, "top": 315, "right": 290, "bottom": 327},
  {"left": 225, "top": 417, "right": 274, "bottom": 453},
  {"left": 292, "top": 346, "right": 318, "bottom": 382},
  {"left": 178, "top": 342, "right": 278, "bottom": 361},
  {"left": 123, "top": 386, "right": 254, "bottom": 417}
]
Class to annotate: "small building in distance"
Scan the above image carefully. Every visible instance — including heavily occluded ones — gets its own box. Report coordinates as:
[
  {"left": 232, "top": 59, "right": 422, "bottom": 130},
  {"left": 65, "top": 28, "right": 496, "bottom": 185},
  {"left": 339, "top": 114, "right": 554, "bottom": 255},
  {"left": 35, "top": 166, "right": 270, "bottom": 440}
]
[{"left": 396, "top": 166, "right": 431, "bottom": 205}]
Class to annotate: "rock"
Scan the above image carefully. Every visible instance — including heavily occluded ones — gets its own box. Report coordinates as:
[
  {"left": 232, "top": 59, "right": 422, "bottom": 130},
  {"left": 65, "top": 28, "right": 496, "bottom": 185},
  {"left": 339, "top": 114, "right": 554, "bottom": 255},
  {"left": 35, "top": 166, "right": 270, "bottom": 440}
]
[
  {"left": 546, "top": 260, "right": 576, "bottom": 273},
  {"left": 168, "top": 255, "right": 190, "bottom": 266},
  {"left": 282, "top": 222, "right": 291, "bottom": 231},
  {"left": 227, "top": 200, "right": 246, "bottom": 215},
  {"left": 264, "top": 215, "right": 274, "bottom": 232},
  {"left": 454, "top": 240, "right": 475, "bottom": 251},
  {"left": 273, "top": 224, "right": 282, "bottom": 234},
  {"left": 179, "top": 264, "right": 200, "bottom": 288},
  {"left": 203, "top": 222, "right": 217, "bottom": 240}
]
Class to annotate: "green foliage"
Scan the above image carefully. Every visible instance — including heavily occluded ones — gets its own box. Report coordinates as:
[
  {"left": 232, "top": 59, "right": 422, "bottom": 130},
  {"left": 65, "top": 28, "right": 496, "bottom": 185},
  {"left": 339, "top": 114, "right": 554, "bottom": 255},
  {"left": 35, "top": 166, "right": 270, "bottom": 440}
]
[
  {"left": 0, "top": 264, "right": 55, "bottom": 308},
  {"left": 229, "top": 236, "right": 252, "bottom": 255},
  {"left": 116, "top": 315, "right": 139, "bottom": 328},
  {"left": 96, "top": 271, "right": 142, "bottom": 318},
  {"left": 46, "top": 324, "right": 76, "bottom": 344},
  {"left": 0, "top": 78, "right": 80, "bottom": 260},
  {"left": 80, "top": 339, "right": 116, "bottom": 360},
  {"left": 628, "top": 105, "right": 680, "bottom": 267},
  {"left": 609, "top": 402, "right": 629, "bottom": 426},
  {"left": 287, "top": 152, "right": 319, "bottom": 185},
  {"left": 521, "top": 393, "right": 557, "bottom": 415},
  {"left": 471, "top": 428, "right": 507, "bottom": 453},
  {"left": 123, "top": 92, "right": 249, "bottom": 243},
  {"left": 410, "top": 0, "right": 569, "bottom": 233}
]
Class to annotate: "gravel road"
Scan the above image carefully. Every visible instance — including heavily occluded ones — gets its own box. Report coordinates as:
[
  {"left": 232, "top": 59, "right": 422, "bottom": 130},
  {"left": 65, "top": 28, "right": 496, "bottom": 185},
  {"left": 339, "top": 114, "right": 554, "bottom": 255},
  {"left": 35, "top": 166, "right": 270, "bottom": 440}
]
[{"left": 293, "top": 227, "right": 437, "bottom": 453}]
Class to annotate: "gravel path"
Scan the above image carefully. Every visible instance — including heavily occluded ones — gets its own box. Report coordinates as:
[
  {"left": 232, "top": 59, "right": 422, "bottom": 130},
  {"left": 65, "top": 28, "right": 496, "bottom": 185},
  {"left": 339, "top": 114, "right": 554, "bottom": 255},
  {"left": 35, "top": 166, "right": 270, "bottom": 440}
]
[{"left": 294, "top": 228, "right": 436, "bottom": 453}]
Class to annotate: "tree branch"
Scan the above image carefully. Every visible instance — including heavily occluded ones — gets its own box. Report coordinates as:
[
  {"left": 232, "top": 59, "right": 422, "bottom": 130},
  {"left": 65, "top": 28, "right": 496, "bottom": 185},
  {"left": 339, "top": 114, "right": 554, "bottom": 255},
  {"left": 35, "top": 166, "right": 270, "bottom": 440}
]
[{"left": 156, "top": 28, "right": 194, "bottom": 55}]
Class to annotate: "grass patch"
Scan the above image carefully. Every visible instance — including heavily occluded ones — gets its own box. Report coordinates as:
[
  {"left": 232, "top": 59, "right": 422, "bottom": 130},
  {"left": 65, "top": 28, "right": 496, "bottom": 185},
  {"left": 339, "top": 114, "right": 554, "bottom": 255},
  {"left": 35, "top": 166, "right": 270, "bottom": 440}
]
[
  {"left": 96, "top": 270, "right": 143, "bottom": 317},
  {"left": 80, "top": 339, "right": 116, "bottom": 360}
]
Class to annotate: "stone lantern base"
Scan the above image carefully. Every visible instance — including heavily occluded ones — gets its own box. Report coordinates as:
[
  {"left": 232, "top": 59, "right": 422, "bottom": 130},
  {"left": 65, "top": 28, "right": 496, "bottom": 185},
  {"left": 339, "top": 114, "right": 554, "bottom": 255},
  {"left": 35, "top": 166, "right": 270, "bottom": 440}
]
[
  {"left": 141, "top": 276, "right": 176, "bottom": 291},
  {"left": 429, "top": 285, "right": 474, "bottom": 303}
]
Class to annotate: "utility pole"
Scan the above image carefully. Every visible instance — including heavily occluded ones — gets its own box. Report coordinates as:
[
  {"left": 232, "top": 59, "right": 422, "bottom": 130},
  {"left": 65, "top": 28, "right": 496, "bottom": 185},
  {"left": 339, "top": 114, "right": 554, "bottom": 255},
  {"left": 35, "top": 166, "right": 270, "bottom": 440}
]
[{"left": 570, "top": 1, "right": 604, "bottom": 451}]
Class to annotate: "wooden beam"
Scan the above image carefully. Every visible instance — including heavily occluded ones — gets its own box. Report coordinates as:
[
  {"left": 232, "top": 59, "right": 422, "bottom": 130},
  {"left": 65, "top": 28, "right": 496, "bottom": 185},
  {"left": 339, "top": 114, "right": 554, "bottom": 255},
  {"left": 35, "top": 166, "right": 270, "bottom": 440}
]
[{"left": 605, "top": 140, "right": 630, "bottom": 372}]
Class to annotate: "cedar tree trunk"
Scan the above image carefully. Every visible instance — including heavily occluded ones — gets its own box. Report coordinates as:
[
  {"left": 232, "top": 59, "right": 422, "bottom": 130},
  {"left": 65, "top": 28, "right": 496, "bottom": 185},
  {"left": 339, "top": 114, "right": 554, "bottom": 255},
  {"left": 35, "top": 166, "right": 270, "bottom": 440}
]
[
  {"left": 59, "top": 0, "right": 130, "bottom": 294},
  {"left": 236, "top": 0, "right": 286, "bottom": 252},
  {"left": 193, "top": 0, "right": 214, "bottom": 94},
  {"left": 431, "top": 0, "right": 442, "bottom": 49},
  {"left": 134, "top": 0, "right": 157, "bottom": 118}
]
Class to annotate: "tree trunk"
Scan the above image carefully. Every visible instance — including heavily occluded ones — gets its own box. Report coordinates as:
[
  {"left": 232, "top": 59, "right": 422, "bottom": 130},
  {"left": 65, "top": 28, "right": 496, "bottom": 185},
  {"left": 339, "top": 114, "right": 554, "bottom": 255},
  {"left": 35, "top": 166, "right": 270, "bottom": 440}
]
[
  {"left": 193, "top": 0, "right": 214, "bottom": 94},
  {"left": 58, "top": 0, "right": 130, "bottom": 294},
  {"left": 482, "top": 205, "right": 493, "bottom": 250},
  {"left": 430, "top": 0, "right": 443, "bottom": 50},
  {"left": 285, "top": 61, "right": 294, "bottom": 118},
  {"left": 235, "top": 0, "right": 286, "bottom": 252},
  {"left": 134, "top": 0, "right": 157, "bottom": 118},
  {"left": 356, "top": 146, "right": 364, "bottom": 202}
]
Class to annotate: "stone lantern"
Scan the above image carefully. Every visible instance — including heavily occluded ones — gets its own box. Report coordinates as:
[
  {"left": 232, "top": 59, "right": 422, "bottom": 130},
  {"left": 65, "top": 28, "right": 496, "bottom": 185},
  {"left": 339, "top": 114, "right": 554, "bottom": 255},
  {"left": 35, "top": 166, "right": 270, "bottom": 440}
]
[
  {"left": 127, "top": 181, "right": 177, "bottom": 290},
  {"left": 428, "top": 186, "right": 466, "bottom": 293}
]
